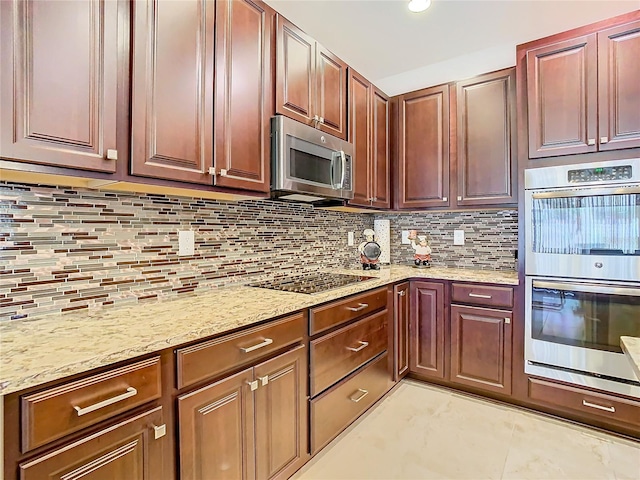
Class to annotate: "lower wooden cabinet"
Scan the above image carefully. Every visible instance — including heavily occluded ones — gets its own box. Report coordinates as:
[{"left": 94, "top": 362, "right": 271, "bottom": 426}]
[
  {"left": 393, "top": 282, "right": 410, "bottom": 381},
  {"left": 178, "top": 345, "right": 308, "bottom": 480},
  {"left": 19, "top": 407, "right": 167, "bottom": 480},
  {"left": 409, "top": 281, "right": 446, "bottom": 379}
]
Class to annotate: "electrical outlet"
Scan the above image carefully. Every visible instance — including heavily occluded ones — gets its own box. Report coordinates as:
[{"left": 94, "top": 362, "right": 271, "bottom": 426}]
[
  {"left": 178, "top": 230, "right": 195, "bottom": 256},
  {"left": 347, "top": 231, "right": 354, "bottom": 246},
  {"left": 401, "top": 231, "right": 411, "bottom": 244},
  {"left": 453, "top": 230, "right": 465, "bottom": 246}
]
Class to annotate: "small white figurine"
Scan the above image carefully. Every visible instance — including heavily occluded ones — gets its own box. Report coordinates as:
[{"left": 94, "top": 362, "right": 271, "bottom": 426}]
[
  {"left": 408, "top": 230, "right": 432, "bottom": 267},
  {"left": 358, "top": 228, "right": 381, "bottom": 270}
]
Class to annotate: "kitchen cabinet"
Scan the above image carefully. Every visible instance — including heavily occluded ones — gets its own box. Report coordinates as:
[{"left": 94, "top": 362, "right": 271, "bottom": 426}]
[
  {"left": 178, "top": 345, "right": 308, "bottom": 480},
  {"left": 526, "top": 19, "right": 640, "bottom": 159},
  {"left": 0, "top": 0, "right": 120, "bottom": 173},
  {"left": 393, "top": 282, "right": 410, "bottom": 381},
  {"left": 455, "top": 68, "right": 517, "bottom": 206},
  {"left": 275, "top": 15, "right": 348, "bottom": 140},
  {"left": 396, "top": 85, "right": 450, "bottom": 209},
  {"left": 409, "top": 281, "right": 446, "bottom": 379},
  {"left": 348, "top": 69, "right": 391, "bottom": 209}
]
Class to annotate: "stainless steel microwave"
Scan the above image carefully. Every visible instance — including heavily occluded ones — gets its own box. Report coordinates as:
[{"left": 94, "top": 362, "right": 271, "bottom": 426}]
[{"left": 271, "top": 115, "right": 354, "bottom": 202}]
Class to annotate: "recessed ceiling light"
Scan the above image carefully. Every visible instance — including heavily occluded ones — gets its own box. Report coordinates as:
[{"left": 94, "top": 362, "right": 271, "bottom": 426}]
[{"left": 408, "top": 0, "right": 431, "bottom": 13}]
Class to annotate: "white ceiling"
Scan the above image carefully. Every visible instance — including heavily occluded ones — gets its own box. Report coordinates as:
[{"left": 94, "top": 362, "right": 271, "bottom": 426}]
[{"left": 264, "top": 0, "right": 640, "bottom": 96}]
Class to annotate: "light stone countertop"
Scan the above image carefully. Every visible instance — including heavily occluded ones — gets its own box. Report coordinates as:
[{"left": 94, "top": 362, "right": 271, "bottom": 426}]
[
  {"left": 0, "top": 265, "right": 518, "bottom": 396},
  {"left": 621, "top": 336, "right": 640, "bottom": 381}
]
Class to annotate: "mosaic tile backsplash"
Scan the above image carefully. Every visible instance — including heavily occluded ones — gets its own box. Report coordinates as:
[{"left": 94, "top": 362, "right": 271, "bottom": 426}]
[
  {"left": 378, "top": 210, "right": 518, "bottom": 270},
  {"left": 0, "top": 183, "right": 371, "bottom": 320}
]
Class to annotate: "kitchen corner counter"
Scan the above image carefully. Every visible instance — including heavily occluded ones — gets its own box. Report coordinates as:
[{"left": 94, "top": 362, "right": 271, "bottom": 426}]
[
  {"left": 0, "top": 266, "right": 517, "bottom": 396},
  {"left": 621, "top": 336, "right": 640, "bottom": 381}
]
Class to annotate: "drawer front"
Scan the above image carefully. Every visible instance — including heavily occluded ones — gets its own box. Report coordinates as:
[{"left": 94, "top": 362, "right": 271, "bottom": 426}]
[
  {"left": 176, "top": 312, "right": 305, "bottom": 389},
  {"left": 310, "top": 310, "right": 388, "bottom": 396},
  {"left": 310, "top": 353, "right": 391, "bottom": 454},
  {"left": 310, "top": 287, "right": 387, "bottom": 335},
  {"left": 528, "top": 378, "right": 640, "bottom": 428},
  {"left": 451, "top": 283, "right": 513, "bottom": 308},
  {"left": 21, "top": 357, "right": 162, "bottom": 452}
]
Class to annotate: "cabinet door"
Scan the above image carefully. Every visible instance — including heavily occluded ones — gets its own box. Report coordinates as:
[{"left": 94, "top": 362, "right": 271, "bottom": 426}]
[
  {"left": 130, "top": 0, "right": 214, "bottom": 184},
  {"left": 526, "top": 35, "right": 598, "bottom": 158},
  {"left": 348, "top": 70, "right": 372, "bottom": 207},
  {"left": 315, "top": 44, "right": 348, "bottom": 140},
  {"left": 371, "top": 87, "right": 391, "bottom": 209},
  {"left": 598, "top": 20, "right": 640, "bottom": 151},
  {"left": 19, "top": 407, "right": 166, "bottom": 480},
  {"left": 394, "top": 282, "right": 410, "bottom": 381},
  {"left": 254, "top": 345, "right": 308, "bottom": 480},
  {"left": 450, "top": 305, "right": 512, "bottom": 395},
  {"left": 397, "top": 85, "right": 450, "bottom": 209},
  {"left": 178, "top": 368, "right": 255, "bottom": 480},
  {"left": 275, "top": 15, "right": 315, "bottom": 126},
  {"left": 213, "top": 0, "right": 273, "bottom": 193},
  {"left": 409, "top": 281, "right": 445, "bottom": 379},
  {"left": 456, "top": 68, "right": 516, "bottom": 207},
  {"left": 0, "top": 0, "right": 118, "bottom": 172}
]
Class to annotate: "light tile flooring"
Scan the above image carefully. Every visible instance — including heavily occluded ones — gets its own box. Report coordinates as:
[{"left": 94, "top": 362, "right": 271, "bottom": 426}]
[{"left": 294, "top": 380, "right": 640, "bottom": 480}]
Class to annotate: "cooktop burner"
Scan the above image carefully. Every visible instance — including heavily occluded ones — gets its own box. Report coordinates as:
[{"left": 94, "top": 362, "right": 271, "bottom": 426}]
[{"left": 250, "top": 272, "right": 375, "bottom": 294}]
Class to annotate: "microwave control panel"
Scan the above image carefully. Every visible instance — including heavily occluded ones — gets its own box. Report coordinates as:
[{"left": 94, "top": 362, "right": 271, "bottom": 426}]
[{"left": 568, "top": 165, "right": 632, "bottom": 183}]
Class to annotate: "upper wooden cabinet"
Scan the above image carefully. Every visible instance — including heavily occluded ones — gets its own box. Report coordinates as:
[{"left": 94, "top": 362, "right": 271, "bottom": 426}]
[
  {"left": 276, "top": 15, "right": 348, "bottom": 140},
  {"left": 525, "top": 18, "right": 640, "bottom": 159},
  {"left": 0, "top": 0, "right": 120, "bottom": 172},
  {"left": 347, "top": 70, "right": 391, "bottom": 209},
  {"left": 455, "top": 68, "right": 517, "bottom": 206},
  {"left": 396, "top": 85, "right": 450, "bottom": 209}
]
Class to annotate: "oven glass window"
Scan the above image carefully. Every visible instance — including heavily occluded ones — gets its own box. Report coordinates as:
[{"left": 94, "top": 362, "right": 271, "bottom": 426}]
[
  {"left": 531, "top": 193, "right": 640, "bottom": 255},
  {"left": 531, "top": 285, "right": 640, "bottom": 353}
]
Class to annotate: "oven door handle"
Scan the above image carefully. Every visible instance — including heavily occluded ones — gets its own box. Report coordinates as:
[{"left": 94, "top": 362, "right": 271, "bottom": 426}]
[{"left": 532, "top": 280, "right": 640, "bottom": 297}]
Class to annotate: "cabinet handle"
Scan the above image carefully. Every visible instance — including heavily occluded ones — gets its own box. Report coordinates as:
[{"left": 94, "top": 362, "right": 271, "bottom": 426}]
[
  {"left": 258, "top": 375, "right": 269, "bottom": 386},
  {"left": 346, "top": 341, "right": 369, "bottom": 352},
  {"left": 457, "top": 196, "right": 462, "bottom": 201},
  {"left": 208, "top": 167, "right": 217, "bottom": 176},
  {"left": 319, "top": 116, "right": 325, "bottom": 124},
  {"left": 153, "top": 424, "right": 167, "bottom": 440},
  {"left": 582, "top": 400, "right": 615, "bottom": 413},
  {"left": 443, "top": 196, "right": 448, "bottom": 202},
  {"left": 468, "top": 293, "right": 492, "bottom": 299},
  {"left": 398, "top": 290, "right": 406, "bottom": 297},
  {"left": 73, "top": 387, "right": 137, "bottom": 416},
  {"left": 504, "top": 317, "right": 511, "bottom": 324},
  {"left": 346, "top": 303, "right": 369, "bottom": 312},
  {"left": 247, "top": 380, "right": 259, "bottom": 391},
  {"left": 240, "top": 338, "right": 273, "bottom": 353},
  {"left": 587, "top": 138, "right": 596, "bottom": 146},
  {"left": 600, "top": 137, "right": 609, "bottom": 144},
  {"left": 349, "top": 388, "right": 369, "bottom": 403},
  {"left": 106, "top": 149, "right": 118, "bottom": 161}
]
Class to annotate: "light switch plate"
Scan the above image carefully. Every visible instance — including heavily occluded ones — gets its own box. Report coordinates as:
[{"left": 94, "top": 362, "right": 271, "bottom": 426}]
[
  {"left": 401, "top": 231, "right": 411, "bottom": 244},
  {"left": 348, "top": 231, "right": 354, "bottom": 246},
  {"left": 178, "top": 230, "right": 195, "bottom": 256},
  {"left": 453, "top": 230, "right": 465, "bottom": 246}
]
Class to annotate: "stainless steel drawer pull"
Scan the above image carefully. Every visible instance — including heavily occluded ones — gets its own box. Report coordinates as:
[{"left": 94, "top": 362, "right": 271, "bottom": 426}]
[
  {"left": 73, "top": 387, "right": 137, "bottom": 416},
  {"left": 350, "top": 388, "right": 369, "bottom": 403},
  {"left": 398, "top": 290, "right": 406, "bottom": 297},
  {"left": 468, "top": 293, "right": 492, "bottom": 299},
  {"left": 346, "top": 341, "right": 369, "bottom": 352},
  {"left": 582, "top": 400, "right": 615, "bottom": 413},
  {"left": 346, "top": 303, "right": 369, "bottom": 312},
  {"left": 240, "top": 338, "right": 273, "bottom": 353}
]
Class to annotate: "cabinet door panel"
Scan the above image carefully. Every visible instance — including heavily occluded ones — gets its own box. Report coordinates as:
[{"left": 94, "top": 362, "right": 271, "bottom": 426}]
[
  {"left": 409, "top": 281, "right": 445, "bottom": 379},
  {"left": 275, "top": 16, "right": 315, "bottom": 124},
  {"left": 0, "top": 0, "right": 118, "bottom": 172},
  {"left": 178, "top": 369, "right": 255, "bottom": 480},
  {"left": 347, "top": 70, "right": 372, "bottom": 207},
  {"left": 372, "top": 87, "right": 391, "bottom": 209},
  {"left": 254, "top": 346, "right": 308, "bottom": 480},
  {"left": 598, "top": 20, "right": 640, "bottom": 151},
  {"left": 316, "top": 45, "right": 347, "bottom": 139},
  {"left": 527, "top": 35, "right": 598, "bottom": 158},
  {"left": 456, "top": 68, "right": 516, "bottom": 206},
  {"left": 214, "top": 0, "right": 273, "bottom": 192},
  {"left": 397, "top": 85, "right": 450, "bottom": 209},
  {"left": 450, "top": 305, "right": 512, "bottom": 395},
  {"left": 394, "top": 282, "right": 410, "bottom": 380},
  {"left": 130, "top": 0, "right": 214, "bottom": 184}
]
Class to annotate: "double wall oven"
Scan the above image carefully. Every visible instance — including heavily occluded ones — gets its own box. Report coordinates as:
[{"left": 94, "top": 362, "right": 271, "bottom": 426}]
[{"left": 524, "top": 158, "right": 640, "bottom": 398}]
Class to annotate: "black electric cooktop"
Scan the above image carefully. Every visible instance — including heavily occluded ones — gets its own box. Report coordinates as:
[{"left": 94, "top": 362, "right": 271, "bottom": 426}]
[{"left": 250, "top": 272, "right": 375, "bottom": 294}]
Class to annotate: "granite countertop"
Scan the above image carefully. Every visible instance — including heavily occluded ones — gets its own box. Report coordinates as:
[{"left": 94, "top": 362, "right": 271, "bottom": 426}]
[
  {"left": 0, "top": 265, "right": 518, "bottom": 396},
  {"left": 621, "top": 336, "right": 640, "bottom": 381}
]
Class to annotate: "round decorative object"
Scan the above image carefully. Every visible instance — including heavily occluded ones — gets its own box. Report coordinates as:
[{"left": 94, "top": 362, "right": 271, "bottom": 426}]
[{"left": 362, "top": 241, "right": 382, "bottom": 261}]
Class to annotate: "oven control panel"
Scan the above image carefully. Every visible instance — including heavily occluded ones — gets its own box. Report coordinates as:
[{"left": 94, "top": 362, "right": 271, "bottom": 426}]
[{"left": 568, "top": 165, "right": 633, "bottom": 183}]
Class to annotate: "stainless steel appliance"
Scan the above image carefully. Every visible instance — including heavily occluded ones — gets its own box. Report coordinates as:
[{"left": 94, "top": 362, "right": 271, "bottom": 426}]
[
  {"left": 524, "top": 159, "right": 640, "bottom": 398},
  {"left": 250, "top": 272, "right": 374, "bottom": 294},
  {"left": 271, "top": 115, "right": 354, "bottom": 202}
]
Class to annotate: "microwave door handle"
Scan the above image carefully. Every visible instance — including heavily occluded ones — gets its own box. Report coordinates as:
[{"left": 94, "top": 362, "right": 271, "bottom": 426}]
[
  {"left": 330, "top": 152, "right": 338, "bottom": 188},
  {"left": 339, "top": 150, "right": 346, "bottom": 189}
]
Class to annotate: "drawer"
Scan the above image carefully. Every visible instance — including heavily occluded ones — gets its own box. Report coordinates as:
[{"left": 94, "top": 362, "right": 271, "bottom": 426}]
[
  {"left": 310, "top": 287, "right": 387, "bottom": 335},
  {"left": 21, "top": 357, "right": 161, "bottom": 452},
  {"left": 451, "top": 283, "right": 513, "bottom": 309},
  {"left": 310, "top": 353, "right": 391, "bottom": 454},
  {"left": 528, "top": 378, "right": 640, "bottom": 428},
  {"left": 310, "top": 309, "right": 388, "bottom": 396},
  {"left": 176, "top": 312, "right": 305, "bottom": 389}
]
